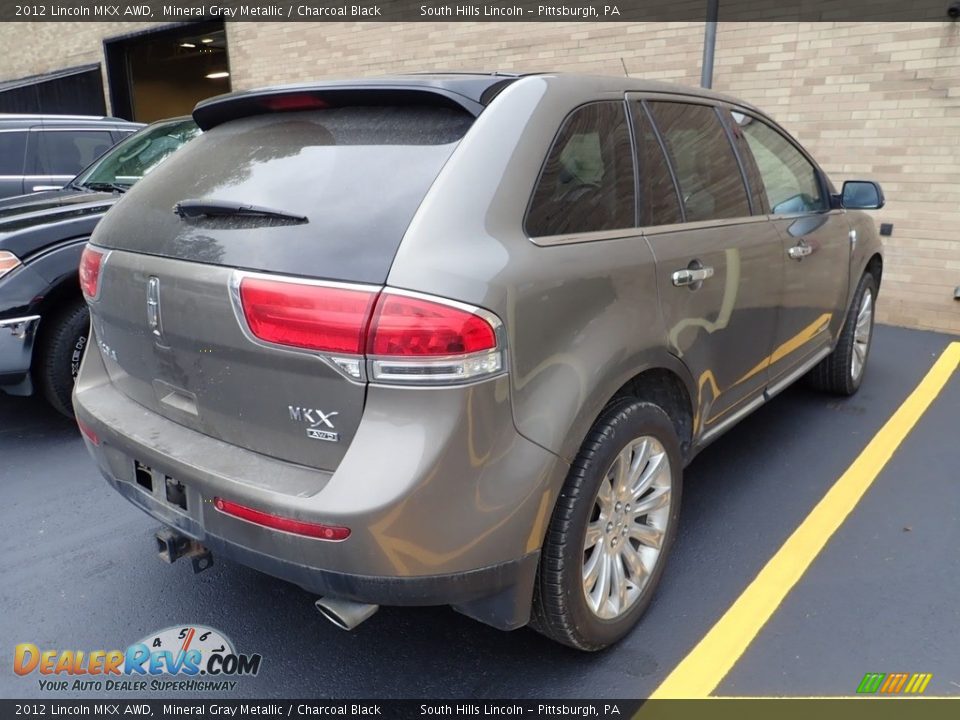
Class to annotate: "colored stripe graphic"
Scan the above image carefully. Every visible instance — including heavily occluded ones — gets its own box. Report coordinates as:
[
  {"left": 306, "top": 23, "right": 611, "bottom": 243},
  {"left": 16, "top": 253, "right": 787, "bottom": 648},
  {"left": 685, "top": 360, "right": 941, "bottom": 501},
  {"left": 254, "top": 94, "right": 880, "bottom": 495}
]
[
  {"left": 857, "top": 672, "right": 932, "bottom": 694},
  {"left": 857, "top": 673, "right": 885, "bottom": 694}
]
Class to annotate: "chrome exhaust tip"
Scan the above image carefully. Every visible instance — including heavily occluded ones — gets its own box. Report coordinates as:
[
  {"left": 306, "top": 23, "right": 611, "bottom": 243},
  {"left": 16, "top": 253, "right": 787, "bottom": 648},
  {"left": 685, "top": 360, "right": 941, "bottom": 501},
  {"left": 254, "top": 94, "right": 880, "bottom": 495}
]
[{"left": 314, "top": 597, "right": 379, "bottom": 631}]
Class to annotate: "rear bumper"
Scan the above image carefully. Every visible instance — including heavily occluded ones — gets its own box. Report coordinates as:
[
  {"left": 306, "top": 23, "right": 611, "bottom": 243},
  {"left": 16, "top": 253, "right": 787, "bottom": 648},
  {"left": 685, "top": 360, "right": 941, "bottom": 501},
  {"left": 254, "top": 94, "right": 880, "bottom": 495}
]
[{"left": 73, "top": 336, "right": 568, "bottom": 629}]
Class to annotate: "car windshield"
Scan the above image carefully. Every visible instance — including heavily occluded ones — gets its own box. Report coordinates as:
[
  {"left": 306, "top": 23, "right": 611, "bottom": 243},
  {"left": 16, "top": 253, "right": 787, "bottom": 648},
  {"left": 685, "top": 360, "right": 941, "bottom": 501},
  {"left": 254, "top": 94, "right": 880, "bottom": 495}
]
[{"left": 74, "top": 118, "right": 200, "bottom": 191}]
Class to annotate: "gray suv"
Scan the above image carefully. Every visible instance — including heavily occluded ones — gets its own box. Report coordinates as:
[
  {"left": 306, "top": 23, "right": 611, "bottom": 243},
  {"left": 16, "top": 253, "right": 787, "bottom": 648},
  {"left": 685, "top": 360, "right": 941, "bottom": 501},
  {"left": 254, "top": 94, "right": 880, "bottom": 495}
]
[
  {"left": 0, "top": 114, "right": 141, "bottom": 199},
  {"left": 73, "top": 74, "right": 884, "bottom": 650}
]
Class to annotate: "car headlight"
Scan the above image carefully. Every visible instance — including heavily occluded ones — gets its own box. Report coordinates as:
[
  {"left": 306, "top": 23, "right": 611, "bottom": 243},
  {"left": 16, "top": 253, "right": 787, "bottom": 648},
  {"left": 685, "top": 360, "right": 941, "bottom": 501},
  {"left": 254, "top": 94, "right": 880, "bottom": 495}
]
[{"left": 0, "top": 251, "right": 22, "bottom": 280}]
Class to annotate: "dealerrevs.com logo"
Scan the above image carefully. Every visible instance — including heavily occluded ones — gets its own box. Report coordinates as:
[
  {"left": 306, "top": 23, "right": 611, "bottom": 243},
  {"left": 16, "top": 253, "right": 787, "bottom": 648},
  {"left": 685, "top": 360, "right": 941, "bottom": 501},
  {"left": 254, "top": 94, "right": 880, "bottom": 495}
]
[{"left": 14, "top": 625, "right": 262, "bottom": 692}]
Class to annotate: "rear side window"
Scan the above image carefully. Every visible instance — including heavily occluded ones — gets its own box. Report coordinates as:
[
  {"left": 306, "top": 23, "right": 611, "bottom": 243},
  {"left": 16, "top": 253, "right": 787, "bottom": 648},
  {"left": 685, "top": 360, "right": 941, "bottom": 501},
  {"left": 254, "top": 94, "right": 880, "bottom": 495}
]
[
  {"left": 731, "top": 112, "right": 826, "bottom": 214},
  {"left": 0, "top": 131, "right": 27, "bottom": 174},
  {"left": 647, "top": 102, "right": 751, "bottom": 222},
  {"left": 526, "top": 101, "right": 635, "bottom": 237},
  {"left": 630, "top": 103, "right": 683, "bottom": 227},
  {"left": 31, "top": 130, "right": 116, "bottom": 176}
]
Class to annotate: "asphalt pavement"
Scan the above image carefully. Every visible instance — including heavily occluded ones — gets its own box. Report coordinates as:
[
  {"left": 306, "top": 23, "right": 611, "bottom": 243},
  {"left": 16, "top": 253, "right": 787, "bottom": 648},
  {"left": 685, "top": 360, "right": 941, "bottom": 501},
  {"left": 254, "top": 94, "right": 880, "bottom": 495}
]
[{"left": 1, "top": 323, "right": 957, "bottom": 699}]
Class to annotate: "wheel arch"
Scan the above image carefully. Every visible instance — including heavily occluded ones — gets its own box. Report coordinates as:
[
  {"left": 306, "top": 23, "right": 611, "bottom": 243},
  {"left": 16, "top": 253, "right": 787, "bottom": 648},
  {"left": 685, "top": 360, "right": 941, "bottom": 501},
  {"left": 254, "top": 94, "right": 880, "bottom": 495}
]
[
  {"left": 865, "top": 252, "right": 883, "bottom": 291},
  {"left": 607, "top": 365, "right": 695, "bottom": 464}
]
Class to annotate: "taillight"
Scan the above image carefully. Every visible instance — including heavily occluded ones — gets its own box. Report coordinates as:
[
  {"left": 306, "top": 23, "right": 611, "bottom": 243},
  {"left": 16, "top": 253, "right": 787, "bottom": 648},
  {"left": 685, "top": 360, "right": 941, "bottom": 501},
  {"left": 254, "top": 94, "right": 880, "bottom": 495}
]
[
  {"left": 239, "top": 277, "right": 377, "bottom": 354},
  {"left": 79, "top": 245, "right": 107, "bottom": 299},
  {"left": 213, "top": 497, "right": 350, "bottom": 541},
  {"left": 366, "top": 292, "right": 502, "bottom": 383},
  {"left": 367, "top": 293, "right": 497, "bottom": 356},
  {"left": 235, "top": 274, "right": 504, "bottom": 385},
  {"left": 76, "top": 418, "right": 100, "bottom": 446}
]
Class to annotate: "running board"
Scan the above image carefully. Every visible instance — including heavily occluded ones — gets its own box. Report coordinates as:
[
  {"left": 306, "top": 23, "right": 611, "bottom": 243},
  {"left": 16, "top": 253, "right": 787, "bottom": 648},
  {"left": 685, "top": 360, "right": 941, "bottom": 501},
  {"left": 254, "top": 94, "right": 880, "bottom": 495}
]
[{"left": 698, "top": 345, "right": 832, "bottom": 447}]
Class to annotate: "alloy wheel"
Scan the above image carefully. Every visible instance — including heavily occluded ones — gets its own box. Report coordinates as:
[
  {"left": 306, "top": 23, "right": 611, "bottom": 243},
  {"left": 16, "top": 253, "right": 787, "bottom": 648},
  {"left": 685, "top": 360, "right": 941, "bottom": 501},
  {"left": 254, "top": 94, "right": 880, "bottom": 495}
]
[
  {"left": 851, "top": 289, "right": 873, "bottom": 381},
  {"left": 582, "top": 436, "right": 672, "bottom": 620}
]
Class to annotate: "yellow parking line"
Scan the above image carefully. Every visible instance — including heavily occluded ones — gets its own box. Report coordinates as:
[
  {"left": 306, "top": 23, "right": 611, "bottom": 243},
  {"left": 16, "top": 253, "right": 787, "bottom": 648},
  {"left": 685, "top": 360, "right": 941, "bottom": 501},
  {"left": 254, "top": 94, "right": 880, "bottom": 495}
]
[{"left": 651, "top": 341, "right": 960, "bottom": 699}]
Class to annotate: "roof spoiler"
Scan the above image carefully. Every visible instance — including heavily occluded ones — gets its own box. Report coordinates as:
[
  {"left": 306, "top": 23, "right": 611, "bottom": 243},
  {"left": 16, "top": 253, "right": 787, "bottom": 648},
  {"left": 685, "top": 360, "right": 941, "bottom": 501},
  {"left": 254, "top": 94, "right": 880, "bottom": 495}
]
[{"left": 193, "top": 84, "right": 487, "bottom": 130}]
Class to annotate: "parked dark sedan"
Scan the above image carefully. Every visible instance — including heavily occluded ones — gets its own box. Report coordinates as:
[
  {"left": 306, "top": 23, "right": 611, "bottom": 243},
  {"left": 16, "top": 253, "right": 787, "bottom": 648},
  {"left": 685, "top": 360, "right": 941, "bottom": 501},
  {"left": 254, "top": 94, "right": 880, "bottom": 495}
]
[{"left": 0, "top": 116, "right": 199, "bottom": 415}]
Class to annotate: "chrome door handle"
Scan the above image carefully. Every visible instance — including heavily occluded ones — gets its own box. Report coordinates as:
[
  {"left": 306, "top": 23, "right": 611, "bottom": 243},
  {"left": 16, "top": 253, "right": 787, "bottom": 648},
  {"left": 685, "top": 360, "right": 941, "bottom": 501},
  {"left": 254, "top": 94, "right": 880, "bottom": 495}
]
[
  {"left": 671, "top": 266, "right": 714, "bottom": 287},
  {"left": 788, "top": 243, "right": 813, "bottom": 260}
]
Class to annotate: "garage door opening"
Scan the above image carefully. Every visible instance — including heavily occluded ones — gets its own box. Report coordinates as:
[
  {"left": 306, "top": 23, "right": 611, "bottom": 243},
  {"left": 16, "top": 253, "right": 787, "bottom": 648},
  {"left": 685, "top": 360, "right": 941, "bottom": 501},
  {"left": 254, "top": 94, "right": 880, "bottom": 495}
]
[
  {"left": 0, "top": 64, "right": 107, "bottom": 115},
  {"left": 104, "top": 22, "right": 230, "bottom": 122}
]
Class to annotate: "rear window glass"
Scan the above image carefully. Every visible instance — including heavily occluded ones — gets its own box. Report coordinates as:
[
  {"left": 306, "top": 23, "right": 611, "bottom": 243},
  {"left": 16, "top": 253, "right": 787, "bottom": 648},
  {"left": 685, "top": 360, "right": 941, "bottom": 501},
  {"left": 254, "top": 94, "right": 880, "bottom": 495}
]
[
  {"left": 525, "top": 101, "right": 635, "bottom": 237},
  {"left": 93, "top": 106, "right": 473, "bottom": 284}
]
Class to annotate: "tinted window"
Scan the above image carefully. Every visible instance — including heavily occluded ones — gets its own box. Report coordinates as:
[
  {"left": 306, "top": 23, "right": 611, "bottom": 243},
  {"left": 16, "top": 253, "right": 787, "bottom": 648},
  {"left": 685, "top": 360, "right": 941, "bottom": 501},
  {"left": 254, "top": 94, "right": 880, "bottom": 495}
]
[
  {"left": 732, "top": 112, "right": 825, "bottom": 214},
  {"left": 91, "top": 106, "right": 474, "bottom": 284},
  {"left": 0, "top": 131, "right": 28, "bottom": 174},
  {"left": 647, "top": 102, "right": 750, "bottom": 222},
  {"left": 526, "top": 101, "right": 635, "bottom": 237},
  {"left": 33, "top": 130, "right": 115, "bottom": 176},
  {"left": 631, "top": 103, "right": 683, "bottom": 226}
]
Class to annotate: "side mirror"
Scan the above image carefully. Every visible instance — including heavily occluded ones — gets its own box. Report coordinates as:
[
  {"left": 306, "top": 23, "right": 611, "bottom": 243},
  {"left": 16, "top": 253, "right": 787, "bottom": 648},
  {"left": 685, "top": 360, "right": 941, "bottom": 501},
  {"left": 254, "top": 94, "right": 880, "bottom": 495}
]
[{"left": 841, "top": 180, "right": 885, "bottom": 210}]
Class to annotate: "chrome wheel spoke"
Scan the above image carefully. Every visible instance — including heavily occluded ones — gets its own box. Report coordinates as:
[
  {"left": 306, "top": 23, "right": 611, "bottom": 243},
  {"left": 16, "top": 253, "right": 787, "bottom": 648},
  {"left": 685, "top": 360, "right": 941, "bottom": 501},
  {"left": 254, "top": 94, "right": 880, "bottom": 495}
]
[
  {"left": 631, "top": 450, "right": 666, "bottom": 497},
  {"left": 584, "top": 521, "right": 604, "bottom": 550},
  {"left": 628, "top": 522, "right": 664, "bottom": 550},
  {"left": 596, "top": 474, "right": 615, "bottom": 514},
  {"left": 589, "top": 551, "right": 612, "bottom": 611},
  {"left": 620, "top": 543, "right": 647, "bottom": 583},
  {"left": 632, "top": 486, "right": 671, "bottom": 517},
  {"left": 611, "top": 447, "right": 632, "bottom": 496},
  {"left": 624, "top": 439, "right": 650, "bottom": 492},
  {"left": 612, "top": 552, "right": 628, "bottom": 612},
  {"left": 583, "top": 546, "right": 603, "bottom": 591}
]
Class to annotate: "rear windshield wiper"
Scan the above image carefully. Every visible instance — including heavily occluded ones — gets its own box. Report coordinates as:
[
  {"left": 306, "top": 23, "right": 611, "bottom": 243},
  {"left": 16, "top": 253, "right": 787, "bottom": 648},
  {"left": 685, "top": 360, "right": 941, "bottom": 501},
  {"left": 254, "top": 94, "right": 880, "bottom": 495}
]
[
  {"left": 83, "top": 181, "right": 129, "bottom": 194},
  {"left": 174, "top": 199, "right": 308, "bottom": 223}
]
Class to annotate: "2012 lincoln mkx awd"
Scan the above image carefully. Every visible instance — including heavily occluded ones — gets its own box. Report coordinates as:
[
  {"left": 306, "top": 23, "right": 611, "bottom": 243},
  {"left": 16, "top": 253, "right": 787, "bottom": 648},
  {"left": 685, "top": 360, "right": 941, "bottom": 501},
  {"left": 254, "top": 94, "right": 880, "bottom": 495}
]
[{"left": 73, "top": 73, "right": 885, "bottom": 650}]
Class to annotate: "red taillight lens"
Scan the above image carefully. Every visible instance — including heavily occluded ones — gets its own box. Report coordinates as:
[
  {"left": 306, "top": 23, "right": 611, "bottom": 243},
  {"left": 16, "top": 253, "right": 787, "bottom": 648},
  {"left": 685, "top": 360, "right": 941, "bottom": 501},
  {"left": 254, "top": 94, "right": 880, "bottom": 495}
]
[
  {"left": 239, "top": 277, "right": 377, "bottom": 354},
  {"left": 76, "top": 418, "right": 100, "bottom": 446},
  {"left": 234, "top": 274, "right": 504, "bottom": 383},
  {"left": 213, "top": 497, "right": 350, "bottom": 541},
  {"left": 79, "top": 245, "right": 106, "bottom": 299},
  {"left": 368, "top": 294, "right": 497, "bottom": 356}
]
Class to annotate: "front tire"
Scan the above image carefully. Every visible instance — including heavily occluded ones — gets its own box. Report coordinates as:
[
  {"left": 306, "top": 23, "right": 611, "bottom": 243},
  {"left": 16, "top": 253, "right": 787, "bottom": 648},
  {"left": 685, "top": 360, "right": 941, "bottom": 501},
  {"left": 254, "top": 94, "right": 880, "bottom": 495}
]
[
  {"left": 806, "top": 272, "right": 876, "bottom": 396},
  {"left": 36, "top": 298, "right": 89, "bottom": 418},
  {"left": 530, "top": 399, "right": 683, "bottom": 651}
]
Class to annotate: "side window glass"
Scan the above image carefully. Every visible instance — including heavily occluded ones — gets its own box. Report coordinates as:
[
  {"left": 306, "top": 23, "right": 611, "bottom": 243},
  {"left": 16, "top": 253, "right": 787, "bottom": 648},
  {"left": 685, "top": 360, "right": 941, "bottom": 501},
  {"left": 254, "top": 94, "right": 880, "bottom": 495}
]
[
  {"left": 630, "top": 103, "right": 683, "bottom": 226},
  {"left": 526, "top": 101, "right": 635, "bottom": 237},
  {"left": 647, "top": 102, "right": 751, "bottom": 222},
  {"left": 33, "top": 130, "right": 115, "bottom": 176},
  {"left": 731, "top": 112, "right": 825, "bottom": 214},
  {"left": 0, "top": 131, "right": 28, "bottom": 174}
]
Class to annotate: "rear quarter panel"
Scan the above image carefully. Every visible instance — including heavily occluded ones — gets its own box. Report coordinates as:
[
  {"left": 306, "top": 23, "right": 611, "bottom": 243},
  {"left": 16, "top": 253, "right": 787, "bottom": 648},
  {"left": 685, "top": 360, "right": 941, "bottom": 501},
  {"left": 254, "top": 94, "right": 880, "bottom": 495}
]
[{"left": 387, "top": 76, "right": 694, "bottom": 463}]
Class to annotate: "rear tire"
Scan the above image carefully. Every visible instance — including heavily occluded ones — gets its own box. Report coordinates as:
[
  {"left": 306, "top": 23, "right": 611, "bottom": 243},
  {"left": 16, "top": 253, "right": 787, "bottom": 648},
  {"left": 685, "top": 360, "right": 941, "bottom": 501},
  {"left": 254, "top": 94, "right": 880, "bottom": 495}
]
[
  {"left": 36, "top": 299, "right": 89, "bottom": 418},
  {"left": 530, "top": 399, "right": 682, "bottom": 651},
  {"left": 806, "top": 273, "right": 876, "bottom": 396}
]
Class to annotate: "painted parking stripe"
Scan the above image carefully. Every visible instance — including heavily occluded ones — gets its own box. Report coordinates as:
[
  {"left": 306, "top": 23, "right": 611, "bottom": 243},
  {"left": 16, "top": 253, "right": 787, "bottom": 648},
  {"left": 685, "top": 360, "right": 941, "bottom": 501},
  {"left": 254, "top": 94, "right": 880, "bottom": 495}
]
[{"left": 650, "top": 341, "right": 960, "bottom": 699}]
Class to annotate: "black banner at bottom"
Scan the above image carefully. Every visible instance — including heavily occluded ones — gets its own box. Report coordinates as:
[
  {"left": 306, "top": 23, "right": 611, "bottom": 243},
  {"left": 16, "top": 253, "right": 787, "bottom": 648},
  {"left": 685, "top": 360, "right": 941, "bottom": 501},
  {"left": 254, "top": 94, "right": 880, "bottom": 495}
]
[{"left": 4, "top": 700, "right": 960, "bottom": 720}]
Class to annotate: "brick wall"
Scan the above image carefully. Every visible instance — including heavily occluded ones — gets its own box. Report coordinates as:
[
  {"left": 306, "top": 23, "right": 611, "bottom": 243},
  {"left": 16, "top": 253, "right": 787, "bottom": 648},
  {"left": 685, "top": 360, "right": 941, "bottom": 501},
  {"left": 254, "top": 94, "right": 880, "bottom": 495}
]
[{"left": 1, "top": 20, "right": 958, "bottom": 333}]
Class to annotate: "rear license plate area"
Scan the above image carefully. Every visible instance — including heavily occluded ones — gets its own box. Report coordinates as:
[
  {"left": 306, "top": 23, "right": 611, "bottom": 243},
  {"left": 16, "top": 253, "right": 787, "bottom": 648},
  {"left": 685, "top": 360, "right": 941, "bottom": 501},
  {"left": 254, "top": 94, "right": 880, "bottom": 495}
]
[{"left": 132, "top": 460, "right": 188, "bottom": 511}]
